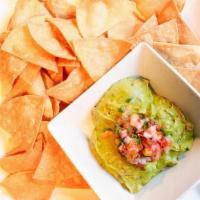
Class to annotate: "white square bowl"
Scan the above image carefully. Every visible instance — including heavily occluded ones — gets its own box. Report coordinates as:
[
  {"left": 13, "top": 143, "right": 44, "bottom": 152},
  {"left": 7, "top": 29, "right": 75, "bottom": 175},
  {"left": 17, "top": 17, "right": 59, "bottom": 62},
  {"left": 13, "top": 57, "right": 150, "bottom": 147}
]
[{"left": 48, "top": 43, "right": 200, "bottom": 200}]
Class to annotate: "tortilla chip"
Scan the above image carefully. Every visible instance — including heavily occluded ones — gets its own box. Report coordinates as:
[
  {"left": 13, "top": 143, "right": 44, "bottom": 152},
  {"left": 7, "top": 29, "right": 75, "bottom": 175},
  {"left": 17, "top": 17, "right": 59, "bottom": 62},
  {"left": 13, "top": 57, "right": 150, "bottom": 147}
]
[
  {"left": 6, "top": 64, "right": 40, "bottom": 100},
  {"left": 153, "top": 42, "right": 200, "bottom": 68},
  {"left": 47, "top": 68, "right": 93, "bottom": 103},
  {"left": 157, "top": 0, "right": 200, "bottom": 44},
  {"left": 1, "top": 25, "right": 57, "bottom": 72},
  {"left": 47, "top": 18, "right": 82, "bottom": 47},
  {"left": 134, "top": 14, "right": 158, "bottom": 37},
  {"left": 43, "top": 0, "right": 79, "bottom": 18},
  {"left": 41, "top": 71, "right": 55, "bottom": 89},
  {"left": 0, "top": 95, "right": 44, "bottom": 152},
  {"left": 2, "top": 171, "right": 54, "bottom": 200},
  {"left": 34, "top": 122, "right": 89, "bottom": 188},
  {"left": 27, "top": 72, "right": 54, "bottom": 119},
  {"left": 0, "top": 50, "right": 27, "bottom": 101},
  {"left": 176, "top": 67, "right": 198, "bottom": 83},
  {"left": 0, "top": 32, "right": 9, "bottom": 44},
  {"left": 76, "top": 0, "right": 135, "bottom": 38},
  {"left": 107, "top": 14, "right": 143, "bottom": 40},
  {"left": 27, "top": 16, "right": 75, "bottom": 59},
  {"left": 51, "top": 98, "right": 60, "bottom": 116},
  {"left": 57, "top": 58, "right": 81, "bottom": 68},
  {"left": 46, "top": 66, "right": 64, "bottom": 84},
  {"left": 0, "top": 134, "right": 43, "bottom": 173},
  {"left": 8, "top": 0, "right": 51, "bottom": 30},
  {"left": 72, "top": 38, "right": 131, "bottom": 81},
  {"left": 129, "top": 19, "right": 179, "bottom": 48}
]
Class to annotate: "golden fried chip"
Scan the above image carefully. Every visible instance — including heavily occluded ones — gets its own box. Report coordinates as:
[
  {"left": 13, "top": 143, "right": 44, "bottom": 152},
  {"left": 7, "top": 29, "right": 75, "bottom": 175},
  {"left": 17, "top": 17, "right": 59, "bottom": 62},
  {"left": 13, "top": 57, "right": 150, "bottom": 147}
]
[
  {"left": 47, "top": 68, "right": 93, "bottom": 103},
  {"left": 129, "top": 19, "right": 179, "bottom": 48},
  {"left": 27, "top": 72, "right": 54, "bottom": 120},
  {"left": 76, "top": 0, "right": 135, "bottom": 38},
  {"left": 157, "top": 0, "right": 200, "bottom": 44},
  {"left": 41, "top": 71, "right": 55, "bottom": 89},
  {"left": 34, "top": 122, "right": 89, "bottom": 188},
  {"left": 0, "top": 50, "right": 27, "bottom": 102},
  {"left": 1, "top": 25, "right": 57, "bottom": 72},
  {"left": 107, "top": 14, "right": 143, "bottom": 40},
  {"left": 6, "top": 64, "right": 40, "bottom": 101},
  {"left": 43, "top": 0, "right": 79, "bottom": 18},
  {"left": 0, "top": 95, "right": 44, "bottom": 152},
  {"left": 46, "top": 67, "right": 64, "bottom": 84},
  {"left": 2, "top": 171, "right": 54, "bottom": 200},
  {"left": 0, "top": 135, "right": 43, "bottom": 173},
  {"left": 47, "top": 18, "right": 81, "bottom": 47},
  {"left": 57, "top": 58, "right": 81, "bottom": 68},
  {"left": 134, "top": 14, "right": 158, "bottom": 37},
  {"left": 27, "top": 16, "right": 75, "bottom": 59},
  {"left": 153, "top": 42, "right": 200, "bottom": 68},
  {"left": 51, "top": 98, "right": 60, "bottom": 117},
  {"left": 8, "top": 0, "right": 51, "bottom": 30},
  {"left": 72, "top": 38, "right": 131, "bottom": 81}
]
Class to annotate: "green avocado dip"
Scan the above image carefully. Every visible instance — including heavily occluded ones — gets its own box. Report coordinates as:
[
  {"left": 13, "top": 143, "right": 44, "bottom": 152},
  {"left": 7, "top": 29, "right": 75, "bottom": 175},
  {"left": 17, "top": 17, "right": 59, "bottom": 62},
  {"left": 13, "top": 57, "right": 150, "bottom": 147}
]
[{"left": 90, "top": 77, "right": 194, "bottom": 193}]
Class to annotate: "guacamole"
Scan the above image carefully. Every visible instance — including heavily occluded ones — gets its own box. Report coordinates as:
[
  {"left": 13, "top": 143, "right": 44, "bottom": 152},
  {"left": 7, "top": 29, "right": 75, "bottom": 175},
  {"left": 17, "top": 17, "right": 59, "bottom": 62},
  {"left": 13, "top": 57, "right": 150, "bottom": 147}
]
[{"left": 90, "top": 77, "right": 194, "bottom": 193}]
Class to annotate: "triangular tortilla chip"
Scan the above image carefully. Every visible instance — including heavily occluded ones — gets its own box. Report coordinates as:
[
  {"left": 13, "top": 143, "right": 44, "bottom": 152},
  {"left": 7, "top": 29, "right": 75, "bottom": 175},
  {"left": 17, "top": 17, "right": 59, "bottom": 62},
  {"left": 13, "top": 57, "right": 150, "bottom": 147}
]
[
  {"left": 1, "top": 25, "right": 57, "bottom": 72},
  {"left": 8, "top": 0, "right": 51, "bottom": 30},
  {"left": 0, "top": 95, "right": 44, "bottom": 152},
  {"left": 43, "top": 0, "right": 79, "bottom": 18},
  {"left": 27, "top": 16, "right": 75, "bottom": 59},
  {"left": 47, "top": 18, "right": 82, "bottom": 47},
  {"left": 41, "top": 71, "right": 55, "bottom": 89},
  {"left": 27, "top": 72, "right": 54, "bottom": 120},
  {"left": 2, "top": 171, "right": 54, "bottom": 200},
  {"left": 157, "top": 0, "right": 200, "bottom": 44},
  {"left": 57, "top": 58, "right": 81, "bottom": 68},
  {"left": 51, "top": 98, "right": 60, "bottom": 117},
  {"left": 76, "top": 0, "right": 136, "bottom": 38},
  {"left": 107, "top": 14, "right": 143, "bottom": 40},
  {"left": 153, "top": 42, "right": 200, "bottom": 67},
  {"left": 72, "top": 38, "right": 131, "bottom": 81},
  {"left": 0, "top": 50, "right": 27, "bottom": 102},
  {"left": 34, "top": 122, "right": 89, "bottom": 188},
  {"left": 46, "top": 67, "right": 64, "bottom": 84},
  {"left": 0, "top": 134, "right": 43, "bottom": 173},
  {"left": 129, "top": 19, "right": 179, "bottom": 48},
  {"left": 6, "top": 64, "right": 40, "bottom": 100},
  {"left": 134, "top": 14, "right": 158, "bottom": 37},
  {"left": 47, "top": 68, "right": 93, "bottom": 103}
]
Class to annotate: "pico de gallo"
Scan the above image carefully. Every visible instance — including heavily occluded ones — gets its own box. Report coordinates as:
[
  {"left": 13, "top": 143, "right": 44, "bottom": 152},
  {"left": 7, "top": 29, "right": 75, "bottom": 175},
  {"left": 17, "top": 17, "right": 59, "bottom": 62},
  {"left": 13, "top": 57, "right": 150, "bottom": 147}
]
[{"left": 114, "top": 107, "right": 171, "bottom": 167}]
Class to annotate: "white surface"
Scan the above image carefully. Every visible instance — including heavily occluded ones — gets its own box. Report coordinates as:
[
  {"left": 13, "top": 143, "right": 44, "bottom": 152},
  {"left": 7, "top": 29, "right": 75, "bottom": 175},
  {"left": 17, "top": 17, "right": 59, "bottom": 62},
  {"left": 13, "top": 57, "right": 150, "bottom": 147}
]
[{"left": 49, "top": 43, "right": 200, "bottom": 200}]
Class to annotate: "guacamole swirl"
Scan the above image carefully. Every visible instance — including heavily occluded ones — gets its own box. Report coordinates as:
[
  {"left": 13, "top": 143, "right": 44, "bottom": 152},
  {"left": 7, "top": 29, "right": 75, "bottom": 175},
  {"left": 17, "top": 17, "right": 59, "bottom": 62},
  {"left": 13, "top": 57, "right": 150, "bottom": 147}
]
[{"left": 90, "top": 77, "right": 194, "bottom": 192}]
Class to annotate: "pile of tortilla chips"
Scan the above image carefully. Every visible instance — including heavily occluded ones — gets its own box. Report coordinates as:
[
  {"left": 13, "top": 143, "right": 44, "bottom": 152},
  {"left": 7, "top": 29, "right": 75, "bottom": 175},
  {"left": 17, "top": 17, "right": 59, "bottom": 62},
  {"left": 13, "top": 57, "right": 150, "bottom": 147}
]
[{"left": 0, "top": 0, "right": 199, "bottom": 199}]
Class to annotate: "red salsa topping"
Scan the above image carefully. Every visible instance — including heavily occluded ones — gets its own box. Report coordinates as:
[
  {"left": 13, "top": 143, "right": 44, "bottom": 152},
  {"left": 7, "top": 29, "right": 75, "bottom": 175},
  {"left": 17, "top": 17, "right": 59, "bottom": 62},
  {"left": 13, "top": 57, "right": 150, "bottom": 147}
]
[{"left": 113, "top": 106, "right": 171, "bottom": 167}]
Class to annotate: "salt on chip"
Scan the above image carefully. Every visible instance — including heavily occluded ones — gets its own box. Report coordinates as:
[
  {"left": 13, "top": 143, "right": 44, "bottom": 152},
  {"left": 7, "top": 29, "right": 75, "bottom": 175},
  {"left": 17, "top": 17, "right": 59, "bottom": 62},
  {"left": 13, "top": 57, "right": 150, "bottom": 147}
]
[
  {"left": 8, "top": 0, "right": 51, "bottom": 30},
  {"left": 76, "top": 0, "right": 136, "bottom": 38},
  {"left": 43, "top": 0, "right": 79, "bottom": 19},
  {"left": 134, "top": 14, "right": 158, "bottom": 37},
  {"left": 2, "top": 171, "right": 54, "bottom": 200},
  {"left": 0, "top": 50, "right": 27, "bottom": 102},
  {"left": 129, "top": 19, "right": 179, "bottom": 48},
  {"left": 27, "top": 16, "right": 75, "bottom": 59},
  {"left": 107, "top": 14, "right": 143, "bottom": 40},
  {"left": 157, "top": 0, "right": 200, "bottom": 44},
  {"left": 47, "top": 18, "right": 82, "bottom": 47},
  {"left": 0, "top": 134, "right": 43, "bottom": 173},
  {"left": 1, "top": 25, "right": 57, "bottom": 72},
  {"left": 6, "top": 64, "right": 40, "bottom": 100},
  {"left": 34, "top": 122, "right": 89, "bottom": 188},
  {"left": 153, "top": 42, "right": 200, "bottom": 68},
  {"left": 27, "top": 72, "right": 54, "bottom": 119},
  {"left": 72, "top": 38, "right": 131, "bottom": 81},
  {"left": 0, "top": 95, "right": 45, "bottom": 152},
  {"left": 47, "top": 68, "right": 93, "bottom": 103}
]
